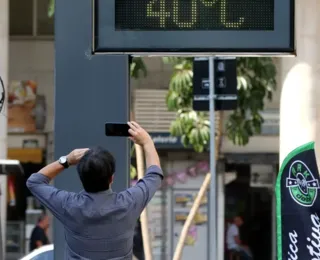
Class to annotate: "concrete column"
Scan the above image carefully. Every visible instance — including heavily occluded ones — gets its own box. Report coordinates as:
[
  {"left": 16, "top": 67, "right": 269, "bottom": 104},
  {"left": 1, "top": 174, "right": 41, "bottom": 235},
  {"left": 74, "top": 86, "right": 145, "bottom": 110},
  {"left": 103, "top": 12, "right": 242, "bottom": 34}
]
[
  {"left": 54, "top": 0, "right": 130, "bottom": 258},
  {"left": 0, "top": 0, "right": 8, "bottom": 258},
  {"left": 0, "top": 0, "right": 8, "bottom": 159},
  {"left": 280, "top": 0, "right": 320, "bottom": 164}
]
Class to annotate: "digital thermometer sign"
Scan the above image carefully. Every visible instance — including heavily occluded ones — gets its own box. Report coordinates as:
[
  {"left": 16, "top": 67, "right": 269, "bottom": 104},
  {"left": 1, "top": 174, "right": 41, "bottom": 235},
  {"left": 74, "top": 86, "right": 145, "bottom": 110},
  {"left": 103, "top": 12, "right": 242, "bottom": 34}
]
[
  {"left": 93, "top": 0, "right": 294, "bottom": 55},
  {"left": 115, "top": 0, "right": 274, "bottom": 31}
]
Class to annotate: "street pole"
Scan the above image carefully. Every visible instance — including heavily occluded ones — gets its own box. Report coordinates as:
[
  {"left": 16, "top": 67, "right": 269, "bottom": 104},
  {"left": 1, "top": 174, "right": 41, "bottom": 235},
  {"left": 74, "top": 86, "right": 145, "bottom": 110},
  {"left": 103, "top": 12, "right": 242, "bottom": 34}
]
[{"left": 208, "top": 56, "right": 216, "bottom": 260}]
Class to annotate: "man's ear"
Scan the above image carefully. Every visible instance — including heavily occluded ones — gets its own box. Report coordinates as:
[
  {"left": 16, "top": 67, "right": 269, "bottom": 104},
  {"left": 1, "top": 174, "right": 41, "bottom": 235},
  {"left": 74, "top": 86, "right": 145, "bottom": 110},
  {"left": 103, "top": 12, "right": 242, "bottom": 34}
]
[{"left": 110, "top": 175, "right": 114, "bottom": 184}]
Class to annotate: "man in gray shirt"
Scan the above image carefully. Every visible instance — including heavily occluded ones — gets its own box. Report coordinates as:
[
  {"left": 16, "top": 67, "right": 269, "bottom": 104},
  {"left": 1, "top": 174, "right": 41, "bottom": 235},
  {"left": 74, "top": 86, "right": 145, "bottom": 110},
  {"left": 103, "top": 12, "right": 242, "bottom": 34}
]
[{"left": 27, "top": 121, "right": 163, "bottom": 259}]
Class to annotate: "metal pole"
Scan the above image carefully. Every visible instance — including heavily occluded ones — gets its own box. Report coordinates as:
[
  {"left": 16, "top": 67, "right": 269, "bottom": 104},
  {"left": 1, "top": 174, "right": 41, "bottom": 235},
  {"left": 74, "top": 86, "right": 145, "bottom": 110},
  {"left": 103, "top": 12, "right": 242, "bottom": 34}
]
[{"left": 208, "top": 56, "right": 216, "bottom": 260}]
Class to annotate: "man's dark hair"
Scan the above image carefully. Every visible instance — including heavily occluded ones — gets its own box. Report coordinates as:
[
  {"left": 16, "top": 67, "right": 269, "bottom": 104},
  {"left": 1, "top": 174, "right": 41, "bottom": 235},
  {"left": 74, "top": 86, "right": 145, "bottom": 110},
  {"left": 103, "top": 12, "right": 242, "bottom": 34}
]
[{"left": 77, "top": 146, "right": 115, "bottom": 192}]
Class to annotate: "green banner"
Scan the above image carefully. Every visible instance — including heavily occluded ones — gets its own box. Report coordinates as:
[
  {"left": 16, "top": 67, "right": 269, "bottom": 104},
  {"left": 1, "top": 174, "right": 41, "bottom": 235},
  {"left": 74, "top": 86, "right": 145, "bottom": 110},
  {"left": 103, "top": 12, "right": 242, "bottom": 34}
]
[{"left": 276, "top": 141, "right": 320, "bottom": 259}]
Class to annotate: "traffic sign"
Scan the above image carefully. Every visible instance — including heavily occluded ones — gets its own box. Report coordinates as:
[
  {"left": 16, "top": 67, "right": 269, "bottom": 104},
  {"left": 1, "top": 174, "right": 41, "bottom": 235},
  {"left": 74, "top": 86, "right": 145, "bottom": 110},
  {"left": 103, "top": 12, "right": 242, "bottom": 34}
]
[{"left": 193, "top": 57, "right": 237, "bottom": 111}]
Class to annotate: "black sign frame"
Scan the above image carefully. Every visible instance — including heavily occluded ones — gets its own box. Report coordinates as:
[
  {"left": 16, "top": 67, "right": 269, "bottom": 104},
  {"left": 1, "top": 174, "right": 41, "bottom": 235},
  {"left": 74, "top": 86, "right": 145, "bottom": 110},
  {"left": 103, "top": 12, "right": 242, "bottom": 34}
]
[
  {"left": 93, "top": 0, "right": 295, "bottom": 55},
  {"left": 193, "top": 57, "right": 237, "bottom": 111}
]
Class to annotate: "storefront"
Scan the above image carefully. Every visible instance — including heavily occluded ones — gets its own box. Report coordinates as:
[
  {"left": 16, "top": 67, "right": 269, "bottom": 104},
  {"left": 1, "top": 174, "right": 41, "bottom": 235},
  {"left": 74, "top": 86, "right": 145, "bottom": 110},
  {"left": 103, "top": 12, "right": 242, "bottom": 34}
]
[
  {"left": 0, "top": 159, "right": 26, "bottom": 260},
  {"left": 5, "top": 130, "right": 278, "bottom": 260},
  {"left": 224, "top": 154, "right": 278, "bottom": 260},
  {"left": 6, "top": 132, "right": 50, "bottom": 259},
  {"left": 144, "top": 133, "right": 278, "bottom": 260}
]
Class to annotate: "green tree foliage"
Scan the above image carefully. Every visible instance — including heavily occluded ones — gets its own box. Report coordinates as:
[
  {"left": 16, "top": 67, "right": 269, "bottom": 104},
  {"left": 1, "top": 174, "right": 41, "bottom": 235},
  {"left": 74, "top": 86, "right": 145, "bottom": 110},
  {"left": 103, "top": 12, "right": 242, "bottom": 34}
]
[
  {"left": 130, "top": 57, "right": 147, "bottom": 79},
  {"left": 48, "top": 0, "right": 54, "bottom": 17},
  {"left": 163, "top": 57, "right": 277, "bottom": 152}
]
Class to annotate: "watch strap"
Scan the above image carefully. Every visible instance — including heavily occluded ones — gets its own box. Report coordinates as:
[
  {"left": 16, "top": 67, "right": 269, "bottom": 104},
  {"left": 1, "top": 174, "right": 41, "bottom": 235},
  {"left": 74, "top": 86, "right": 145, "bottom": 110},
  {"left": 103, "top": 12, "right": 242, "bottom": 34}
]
[{"left": 59, "top": 156, "right": 69, "bottom": 169}]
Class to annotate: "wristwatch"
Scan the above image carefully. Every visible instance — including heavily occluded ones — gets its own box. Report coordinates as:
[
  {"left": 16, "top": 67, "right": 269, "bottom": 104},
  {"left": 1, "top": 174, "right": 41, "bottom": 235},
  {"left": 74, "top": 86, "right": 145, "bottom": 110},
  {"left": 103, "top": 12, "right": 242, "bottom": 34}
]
[{"left": 59, "top": 156, "right": 69, "bottom": 169}]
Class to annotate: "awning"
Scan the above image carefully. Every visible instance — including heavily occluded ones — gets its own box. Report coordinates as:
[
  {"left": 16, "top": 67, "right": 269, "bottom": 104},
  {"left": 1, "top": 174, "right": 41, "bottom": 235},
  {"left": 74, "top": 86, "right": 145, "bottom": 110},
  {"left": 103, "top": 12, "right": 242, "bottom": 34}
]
[
  {"left": 7, "top": 148, "right": 43, "bottom": 164},
  {"left": 0, "top": 159, "right": 24, "bottom": 175}
]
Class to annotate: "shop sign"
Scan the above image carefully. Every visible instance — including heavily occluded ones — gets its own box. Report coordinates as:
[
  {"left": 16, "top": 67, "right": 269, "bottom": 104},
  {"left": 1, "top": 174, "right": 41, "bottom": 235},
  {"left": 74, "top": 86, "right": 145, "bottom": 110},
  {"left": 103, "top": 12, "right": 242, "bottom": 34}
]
[{"left": 150, "top": 133, "right": 185, "bottom": 149}]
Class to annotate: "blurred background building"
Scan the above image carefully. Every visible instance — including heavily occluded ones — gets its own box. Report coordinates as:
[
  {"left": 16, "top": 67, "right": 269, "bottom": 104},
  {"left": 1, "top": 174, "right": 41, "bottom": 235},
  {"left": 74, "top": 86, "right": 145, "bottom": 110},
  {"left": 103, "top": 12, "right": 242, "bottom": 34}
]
[{"left": 2, "top": 0, "right": 317, "bottom": 259}]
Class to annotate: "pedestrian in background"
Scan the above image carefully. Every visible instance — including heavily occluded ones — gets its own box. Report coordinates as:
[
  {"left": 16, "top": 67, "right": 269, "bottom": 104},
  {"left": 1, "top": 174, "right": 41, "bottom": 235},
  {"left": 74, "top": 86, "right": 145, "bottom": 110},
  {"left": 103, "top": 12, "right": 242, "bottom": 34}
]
[
  {"left": 29, "top": 213, "right": 50, "bottom": 252},
  {"left": 226, "top": 216, "right": 252, "bottom": 260},
  {"left": 27, "top": 121, "right": 163, "bottom": 260}
]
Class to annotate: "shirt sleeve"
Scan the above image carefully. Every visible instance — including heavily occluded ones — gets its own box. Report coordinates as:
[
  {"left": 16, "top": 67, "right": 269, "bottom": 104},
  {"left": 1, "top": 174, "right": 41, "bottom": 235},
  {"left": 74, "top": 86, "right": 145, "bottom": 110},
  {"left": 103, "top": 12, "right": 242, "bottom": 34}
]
[
  {"left": 125, "top": 165, "right": 163, "bottom": 216},
  {"left": 26, "top": 173, "right": 72, "bottom": 221}
]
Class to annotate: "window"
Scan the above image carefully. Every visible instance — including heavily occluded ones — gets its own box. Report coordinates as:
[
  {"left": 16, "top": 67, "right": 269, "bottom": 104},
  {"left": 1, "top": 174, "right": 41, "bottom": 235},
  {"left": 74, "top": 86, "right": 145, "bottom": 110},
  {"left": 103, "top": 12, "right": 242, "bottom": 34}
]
[
  {"left": 10, "top": 0, "right": 33, "bottom": 35},
  {"left": 10, "top": 0, "right": 54, "bottom": 37}
]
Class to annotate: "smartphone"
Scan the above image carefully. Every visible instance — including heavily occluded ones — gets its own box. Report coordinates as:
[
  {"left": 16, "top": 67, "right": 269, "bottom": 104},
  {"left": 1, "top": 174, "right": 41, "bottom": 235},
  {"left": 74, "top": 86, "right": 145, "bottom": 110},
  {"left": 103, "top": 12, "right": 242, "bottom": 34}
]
[{"left": 105, "top": 123, "right": 130, "bottom": 136}]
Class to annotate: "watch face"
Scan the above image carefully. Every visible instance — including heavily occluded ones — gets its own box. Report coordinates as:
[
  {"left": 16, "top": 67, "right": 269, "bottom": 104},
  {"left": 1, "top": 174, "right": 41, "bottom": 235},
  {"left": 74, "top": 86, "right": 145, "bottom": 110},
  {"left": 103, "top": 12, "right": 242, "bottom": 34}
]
[{"left": 60, "top": 156, "right": 67, "bottom": 164}]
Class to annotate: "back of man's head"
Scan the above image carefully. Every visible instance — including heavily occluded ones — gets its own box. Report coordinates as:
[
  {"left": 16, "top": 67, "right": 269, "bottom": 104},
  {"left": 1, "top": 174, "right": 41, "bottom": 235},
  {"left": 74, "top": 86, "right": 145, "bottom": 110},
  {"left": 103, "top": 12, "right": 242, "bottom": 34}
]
[{"left": 77, "top": 146, "right": 115, "bottom": 193}]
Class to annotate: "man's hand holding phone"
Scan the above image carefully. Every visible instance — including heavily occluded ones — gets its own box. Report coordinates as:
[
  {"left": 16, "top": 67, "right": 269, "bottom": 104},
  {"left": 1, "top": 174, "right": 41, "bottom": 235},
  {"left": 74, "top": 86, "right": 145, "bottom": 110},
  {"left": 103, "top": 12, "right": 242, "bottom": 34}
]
[
  {"left": 127, "top": 121, "right": 152, "bottom": 147},
  {"left": 104, "top": 121, "right": 159, "bottom": 168}
]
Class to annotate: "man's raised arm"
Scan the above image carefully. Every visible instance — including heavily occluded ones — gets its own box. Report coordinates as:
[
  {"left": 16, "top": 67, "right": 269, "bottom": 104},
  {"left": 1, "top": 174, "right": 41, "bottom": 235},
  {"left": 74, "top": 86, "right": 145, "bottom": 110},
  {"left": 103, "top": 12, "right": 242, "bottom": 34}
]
[
  {"left": 143, "top": 137, "right": 160, "bottom": 169},
  {"left": 26, "top": 148, "right": 88, "bottom": 220},
  {"left": 125, "top": 121, "right": 163, "bottom": 214}
]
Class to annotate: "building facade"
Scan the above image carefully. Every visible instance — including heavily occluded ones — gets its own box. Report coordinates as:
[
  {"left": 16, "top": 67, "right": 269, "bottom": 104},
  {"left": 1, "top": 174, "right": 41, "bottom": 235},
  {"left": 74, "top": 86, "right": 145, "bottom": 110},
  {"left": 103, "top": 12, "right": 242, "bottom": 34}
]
[
  {"left": 2, "top": 0, "right": 320, "bottom": 259},
  {"left": 6, "top": 11, "right": 281, "bottom": 260}
]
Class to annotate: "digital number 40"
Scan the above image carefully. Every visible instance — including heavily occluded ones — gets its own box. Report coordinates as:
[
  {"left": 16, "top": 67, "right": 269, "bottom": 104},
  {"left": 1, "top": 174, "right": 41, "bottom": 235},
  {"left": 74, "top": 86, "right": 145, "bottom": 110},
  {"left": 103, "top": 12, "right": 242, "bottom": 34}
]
[{"left": 147, "top": 0, "right": 244, "bottom": 29}]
